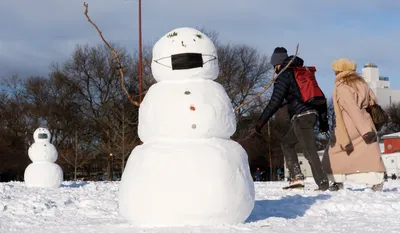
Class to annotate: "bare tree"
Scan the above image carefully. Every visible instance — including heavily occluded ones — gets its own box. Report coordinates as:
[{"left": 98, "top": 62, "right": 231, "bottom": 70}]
[
  {"left": 0, "top": 76, "right": 34, "bottom": 180},
  {"left": 381, "top": 103, "right": 400, "bottom": 135},
  {"left": 197, "top": 27, "right": 220, "bottom": 46},
  {"left": 237, "top": 112, "right": 291, "bottom": 180},
  {"left": 57, "top": 127, "right": 98, "bottom": 180},
  {"left": 216, "top": 44, "right": 272, "bottom": 120},
  {"left": 61, "top": 45, "right": 135, "bottom": 130},
  {"left": 83, "top": 2, "right": 139, "bottom": 107},
  {"left": 98, "top": 101, "right": 140, "bottom": 174}
]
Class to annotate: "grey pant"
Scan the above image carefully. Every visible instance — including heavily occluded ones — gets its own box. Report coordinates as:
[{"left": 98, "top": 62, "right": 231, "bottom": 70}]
[{"left": 281, "top": 112, "right": 329, "bottom": 189}]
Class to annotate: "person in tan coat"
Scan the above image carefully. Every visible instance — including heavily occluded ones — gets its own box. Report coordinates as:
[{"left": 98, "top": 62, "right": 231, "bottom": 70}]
[{"left": 321, "top": 58, "right": 386, "bottom": 191}]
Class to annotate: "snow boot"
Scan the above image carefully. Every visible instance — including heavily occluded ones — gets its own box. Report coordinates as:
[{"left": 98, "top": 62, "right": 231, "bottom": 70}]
[
  {"left": 282, "top": 176, "right": 305, "bottom": 190},
  {"left": 328, "top": 182, "right": 344, "bottom": 191},
  {"left": 371, "top": 182, "right": 384, "bottom": 192}
]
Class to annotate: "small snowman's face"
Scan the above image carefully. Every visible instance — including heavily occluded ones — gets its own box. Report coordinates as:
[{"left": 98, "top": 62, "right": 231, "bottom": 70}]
[
  {"left": 151, "top": 27, "right": 219, "bottom": 82},
  {"left": 33, "top": 127, "right": 51, "bottom": 142}
]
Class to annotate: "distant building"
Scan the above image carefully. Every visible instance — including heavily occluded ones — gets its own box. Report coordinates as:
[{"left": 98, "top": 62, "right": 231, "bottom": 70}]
[
  {"left": 381, "top": 132, "right": 400, "bottom": 176},
  {"left": 361, "top": 62, "right": 400, "bottom": 107},
  {"left": 381, "top": 132, "right": 400, "bottom": 154}
]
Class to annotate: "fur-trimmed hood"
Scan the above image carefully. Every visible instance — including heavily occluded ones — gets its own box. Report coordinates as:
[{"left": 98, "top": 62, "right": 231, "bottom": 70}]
[{"left": 335, "top": 70, "right": 366, "bottom": 86}]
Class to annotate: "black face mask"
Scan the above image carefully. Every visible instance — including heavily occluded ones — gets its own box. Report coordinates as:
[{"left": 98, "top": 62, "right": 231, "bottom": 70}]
[
  {"left": 171, "top": 53, "right": 203, "bottom": 70},
  {"left": 153, "top": 53, "right": 216, "bottom": 70}
]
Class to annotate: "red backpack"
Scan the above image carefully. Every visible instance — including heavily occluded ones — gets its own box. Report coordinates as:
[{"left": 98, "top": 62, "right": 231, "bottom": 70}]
[{"left": 291, "top": 66, "right": 326, "bottom": 106}]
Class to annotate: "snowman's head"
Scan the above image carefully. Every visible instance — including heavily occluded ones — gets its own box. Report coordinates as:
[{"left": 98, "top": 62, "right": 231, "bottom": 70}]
[
  {"left": 151, "top": 27, "right": 219, "bottom": 82},
  {"left": 33, "top": 127, "right": 51, "bottom": 142}
]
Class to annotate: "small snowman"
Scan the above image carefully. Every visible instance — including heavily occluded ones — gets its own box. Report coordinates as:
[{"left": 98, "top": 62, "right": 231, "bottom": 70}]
[
  {"left": 24, "top": 127, "right": 63, "bottom": 188},
  {"left": 119, "top": 27, "right": 255, "bottom": 227}
]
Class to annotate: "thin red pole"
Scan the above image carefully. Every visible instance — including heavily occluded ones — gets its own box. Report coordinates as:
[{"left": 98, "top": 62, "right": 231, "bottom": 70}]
[{"left": 138, "top": 0, "right": 143, "bottom": 103}]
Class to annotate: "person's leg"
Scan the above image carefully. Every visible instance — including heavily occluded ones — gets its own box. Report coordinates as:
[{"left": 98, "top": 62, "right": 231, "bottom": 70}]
[
  {"left": 293, "top": 114, "right": 329, "bottom": 190},
  {"left": 326, "top": 173, "right": 345, "bottom": 191},
  {"left": 329, "top": 182, "right": 344, "bottom": 191},
  {"left": 281, "top": 123, "right": 304, "bottom": 182},
  {"left": 346, "top": 172, "right": 385, "bottom": 191},
  {"left": 308, "top": 160, "right": 334, "bottom": 191}
]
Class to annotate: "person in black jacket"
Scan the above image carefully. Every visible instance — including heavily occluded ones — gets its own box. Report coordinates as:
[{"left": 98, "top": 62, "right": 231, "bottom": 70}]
[{"left": 255, "top": 47, "right": 329, "bottom": 190}]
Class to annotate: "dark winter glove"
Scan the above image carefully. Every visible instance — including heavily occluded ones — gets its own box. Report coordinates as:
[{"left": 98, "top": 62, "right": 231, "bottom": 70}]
[
  {"left": 255, "top": 122, "right": 262, "bottom": 134},
  {"left": 362, "top": 131, "right": 377, "bottom": 144},
  {"left": 319, "top": 121, "right": 329, "bottom": 135},
  {"left": 319, "top": 112, "right": 329, "bottom": 135},
  {"left": 345, "top": 143, "right": 354, "bottom": 155}
]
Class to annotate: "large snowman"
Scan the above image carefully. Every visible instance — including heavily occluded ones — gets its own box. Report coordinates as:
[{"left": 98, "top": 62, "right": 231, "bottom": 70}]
[
  {"left": 24, "top": 127, "right": 63, "bottom": 188},
  {"left": 118, "top": 27, "right": 255, "bottom": 227}
]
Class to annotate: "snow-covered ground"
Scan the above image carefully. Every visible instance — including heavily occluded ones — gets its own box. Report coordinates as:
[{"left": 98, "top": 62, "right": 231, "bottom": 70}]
[{"left": 1, "top": 180, "right": 400, "bottom": 233}]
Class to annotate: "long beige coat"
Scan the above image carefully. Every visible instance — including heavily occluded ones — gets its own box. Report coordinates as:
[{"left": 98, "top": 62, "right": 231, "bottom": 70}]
[{"left": 321, "top": 79, "right": 386, "bottom": 175}]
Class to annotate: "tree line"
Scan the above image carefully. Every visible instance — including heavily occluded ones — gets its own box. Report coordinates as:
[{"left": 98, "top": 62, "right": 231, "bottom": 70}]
[{"left": 0, "top": 30, "right": 398, "bottom": 182}]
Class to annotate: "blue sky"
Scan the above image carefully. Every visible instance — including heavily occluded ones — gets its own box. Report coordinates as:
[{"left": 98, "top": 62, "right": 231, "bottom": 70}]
[{"left": 0, "top": 0, "right": 399, "bottom": 97}]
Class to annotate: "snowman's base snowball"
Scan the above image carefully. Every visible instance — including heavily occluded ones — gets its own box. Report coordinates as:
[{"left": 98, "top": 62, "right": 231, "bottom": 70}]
[
  {"left": 24, "top": 162, "right": 63, "bottom": 188},
  {"left": 118, "top": 138, "right": 255, "bottom": 227}
]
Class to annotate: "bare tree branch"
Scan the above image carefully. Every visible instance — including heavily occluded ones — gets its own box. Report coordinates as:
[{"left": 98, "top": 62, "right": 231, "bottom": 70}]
[{"left": 83, "top": 2, "right": 139, "bottom": 107}]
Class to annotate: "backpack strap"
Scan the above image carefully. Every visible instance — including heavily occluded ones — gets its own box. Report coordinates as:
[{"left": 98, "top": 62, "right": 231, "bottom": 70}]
[{"left": 289, "top": 66, "right": 317, "bottom": 72}]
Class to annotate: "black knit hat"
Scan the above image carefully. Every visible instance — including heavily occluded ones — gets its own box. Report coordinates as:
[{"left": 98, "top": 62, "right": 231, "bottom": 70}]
[{"left": 270, "top": 47, "right": 288, "bottom": 66}]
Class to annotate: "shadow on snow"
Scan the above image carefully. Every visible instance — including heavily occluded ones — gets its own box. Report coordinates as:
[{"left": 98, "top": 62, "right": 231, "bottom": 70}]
[
  {"left": 246, "top": 194, "right": 331, "bottom": 222},
  {"left": 60, "top": 181, "right": 90, "bottom": 188}
]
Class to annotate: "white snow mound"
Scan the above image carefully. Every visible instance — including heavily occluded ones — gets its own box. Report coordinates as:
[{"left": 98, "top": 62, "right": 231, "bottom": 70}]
[
  {"left": 24, "top": 163, "right": 63, "bottom": 188},
  {"left": 118, "top": 138, "right": 255, "bottom": 227}
]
